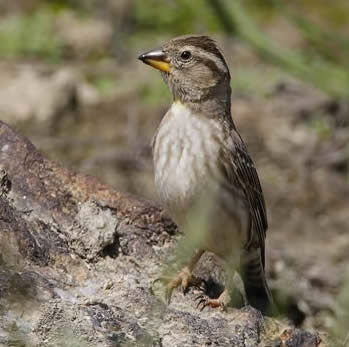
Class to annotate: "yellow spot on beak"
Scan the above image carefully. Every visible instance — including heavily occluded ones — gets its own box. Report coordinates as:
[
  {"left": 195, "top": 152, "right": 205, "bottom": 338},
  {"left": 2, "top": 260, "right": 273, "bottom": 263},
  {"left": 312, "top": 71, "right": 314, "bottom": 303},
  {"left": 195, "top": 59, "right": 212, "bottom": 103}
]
[
  {"left": 138, "top": 50, "right": 171, "bottom": 73},
  {"left": 144, "top": 59, "right": 171, "bottom": 72}
]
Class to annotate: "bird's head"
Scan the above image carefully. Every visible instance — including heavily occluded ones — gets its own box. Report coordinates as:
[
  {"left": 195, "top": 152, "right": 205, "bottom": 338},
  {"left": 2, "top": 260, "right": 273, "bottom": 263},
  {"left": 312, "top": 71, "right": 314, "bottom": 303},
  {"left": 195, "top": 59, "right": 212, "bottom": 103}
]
[{"left": 138, "top": 35, "right": 231, "bottom": 106}]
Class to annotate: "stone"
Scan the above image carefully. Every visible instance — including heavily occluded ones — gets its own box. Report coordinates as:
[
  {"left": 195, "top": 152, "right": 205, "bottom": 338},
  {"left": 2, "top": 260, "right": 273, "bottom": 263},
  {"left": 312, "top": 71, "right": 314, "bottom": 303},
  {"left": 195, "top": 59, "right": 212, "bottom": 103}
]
[{"left": 0, "top": 120, "right": 325, "bottom": 346}]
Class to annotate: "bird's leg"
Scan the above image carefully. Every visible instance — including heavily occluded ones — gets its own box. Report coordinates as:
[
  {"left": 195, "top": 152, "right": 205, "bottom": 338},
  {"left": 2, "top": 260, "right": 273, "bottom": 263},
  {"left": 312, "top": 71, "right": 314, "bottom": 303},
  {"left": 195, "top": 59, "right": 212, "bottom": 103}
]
[
  {"left": 154, "top": 249, "right": 204, "bottom": 304},
  {"left": 195, "top": 268, "right": 232, "bottom": 310},
  {"left": 196, "top": 256, "right": 246, "bottom": 310},
  {"left": 196, "top": 287, "right": 230, "bottom": 310}
]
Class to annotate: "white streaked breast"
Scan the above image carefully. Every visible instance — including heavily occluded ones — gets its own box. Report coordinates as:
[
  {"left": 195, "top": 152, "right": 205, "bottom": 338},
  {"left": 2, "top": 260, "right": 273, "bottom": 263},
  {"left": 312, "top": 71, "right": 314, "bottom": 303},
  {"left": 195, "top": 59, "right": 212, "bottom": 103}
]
[{"left": 153, "top": 102, "right": 223, "bottom": 217}]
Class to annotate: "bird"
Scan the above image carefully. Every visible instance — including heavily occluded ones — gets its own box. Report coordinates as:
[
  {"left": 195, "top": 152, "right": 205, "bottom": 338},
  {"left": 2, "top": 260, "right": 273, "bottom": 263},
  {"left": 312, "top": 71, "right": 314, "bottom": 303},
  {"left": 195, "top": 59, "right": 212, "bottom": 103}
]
[{"left": 138, "top": 35, "right": 274, "bottom": 314}]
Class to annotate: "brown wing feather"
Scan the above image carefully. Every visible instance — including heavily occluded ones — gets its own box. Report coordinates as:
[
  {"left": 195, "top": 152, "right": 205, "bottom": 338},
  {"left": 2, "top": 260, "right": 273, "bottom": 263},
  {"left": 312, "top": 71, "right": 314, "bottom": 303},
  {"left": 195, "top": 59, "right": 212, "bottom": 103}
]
[{"left": 221, "top": 131, "right": 268, "bottom": 267}]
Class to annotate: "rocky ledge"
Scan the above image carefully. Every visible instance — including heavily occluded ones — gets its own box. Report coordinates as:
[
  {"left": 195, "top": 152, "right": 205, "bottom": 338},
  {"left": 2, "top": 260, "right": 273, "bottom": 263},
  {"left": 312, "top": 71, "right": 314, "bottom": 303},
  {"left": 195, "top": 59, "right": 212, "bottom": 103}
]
[{"left": 0, "top": 120, "right": 324, "bottom": 346}]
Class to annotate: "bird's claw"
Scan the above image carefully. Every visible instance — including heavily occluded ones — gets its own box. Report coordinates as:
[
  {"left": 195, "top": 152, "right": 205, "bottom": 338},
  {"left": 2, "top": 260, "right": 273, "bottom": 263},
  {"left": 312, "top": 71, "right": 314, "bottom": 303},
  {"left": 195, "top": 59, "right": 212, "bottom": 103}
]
[
  {"left": 152, "top": 268, "right": 195, "bottom": 304},
  {"left": 194, "top": 293, "right": 224, "bottom": 311},
  {"left": 195, "top": 294, "right": 209, "bottom": 311}
]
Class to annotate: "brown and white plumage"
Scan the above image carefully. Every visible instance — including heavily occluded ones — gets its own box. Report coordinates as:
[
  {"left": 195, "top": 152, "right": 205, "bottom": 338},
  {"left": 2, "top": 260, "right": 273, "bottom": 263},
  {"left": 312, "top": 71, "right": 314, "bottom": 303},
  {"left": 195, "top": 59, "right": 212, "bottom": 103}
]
[{"left": 139, "top": 35, "right": 273, "bottom": 313}]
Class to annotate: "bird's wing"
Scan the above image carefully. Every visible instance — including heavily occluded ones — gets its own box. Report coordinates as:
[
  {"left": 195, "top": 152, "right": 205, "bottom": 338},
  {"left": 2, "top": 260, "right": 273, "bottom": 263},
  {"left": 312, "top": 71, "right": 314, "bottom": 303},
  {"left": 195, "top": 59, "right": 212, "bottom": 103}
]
[{"left": 220, "top": 130, "right": 268, "bottom": 264}]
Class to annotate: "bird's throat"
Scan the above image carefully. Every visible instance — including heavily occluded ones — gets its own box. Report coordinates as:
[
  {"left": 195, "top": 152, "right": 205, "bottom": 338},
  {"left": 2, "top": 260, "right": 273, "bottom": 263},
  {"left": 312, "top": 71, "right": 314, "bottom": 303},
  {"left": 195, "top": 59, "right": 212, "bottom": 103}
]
[{"left": 173, "top": 96, "right": 231, "bottom": 122}]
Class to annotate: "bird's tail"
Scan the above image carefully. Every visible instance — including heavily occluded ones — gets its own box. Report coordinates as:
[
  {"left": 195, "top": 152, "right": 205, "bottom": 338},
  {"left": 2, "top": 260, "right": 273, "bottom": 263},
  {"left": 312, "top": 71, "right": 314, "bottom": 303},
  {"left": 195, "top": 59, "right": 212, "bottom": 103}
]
[{"left": 240, "top": 247, "right": 275, "bottom": 315}]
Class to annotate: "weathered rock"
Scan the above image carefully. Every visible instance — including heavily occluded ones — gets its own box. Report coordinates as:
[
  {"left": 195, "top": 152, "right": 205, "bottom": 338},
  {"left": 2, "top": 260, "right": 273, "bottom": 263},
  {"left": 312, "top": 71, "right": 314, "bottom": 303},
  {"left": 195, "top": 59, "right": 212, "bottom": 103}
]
[{"left": 0, "top": 120, "right": 325, "bottom": 346}]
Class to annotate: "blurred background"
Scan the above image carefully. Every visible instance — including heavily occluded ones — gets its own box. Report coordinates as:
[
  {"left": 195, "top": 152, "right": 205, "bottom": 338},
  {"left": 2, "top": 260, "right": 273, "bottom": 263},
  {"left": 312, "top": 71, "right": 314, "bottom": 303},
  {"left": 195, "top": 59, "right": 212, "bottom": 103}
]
[{"left": 0, "top": 0, "right": 348, "bottom": 341}]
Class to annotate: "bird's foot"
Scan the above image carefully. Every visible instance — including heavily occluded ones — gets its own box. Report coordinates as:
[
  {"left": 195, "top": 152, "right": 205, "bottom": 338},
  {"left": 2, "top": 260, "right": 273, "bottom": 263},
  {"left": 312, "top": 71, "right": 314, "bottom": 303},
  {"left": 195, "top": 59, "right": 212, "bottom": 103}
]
[
  {"left": 195, "top": 289, "right": 230, "bottom": 311},
  {"left": 153, "top": 267, "right": 202, "bottom": 304}
]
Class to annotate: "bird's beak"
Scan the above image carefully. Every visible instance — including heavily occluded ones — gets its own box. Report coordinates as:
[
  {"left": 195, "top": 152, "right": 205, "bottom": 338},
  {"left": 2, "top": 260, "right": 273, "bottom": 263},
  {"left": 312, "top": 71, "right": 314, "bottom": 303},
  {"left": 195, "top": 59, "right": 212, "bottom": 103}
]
[{"left": 138, "top": 49, "right": 171, "bottom": 73}]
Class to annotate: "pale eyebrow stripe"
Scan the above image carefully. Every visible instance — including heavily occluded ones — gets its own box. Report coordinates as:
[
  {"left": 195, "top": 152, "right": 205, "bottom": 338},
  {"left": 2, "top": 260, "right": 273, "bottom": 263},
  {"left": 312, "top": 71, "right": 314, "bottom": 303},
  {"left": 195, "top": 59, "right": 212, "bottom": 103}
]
[{"left": 185, "top": 45, "right": 228, "bottom": 74}]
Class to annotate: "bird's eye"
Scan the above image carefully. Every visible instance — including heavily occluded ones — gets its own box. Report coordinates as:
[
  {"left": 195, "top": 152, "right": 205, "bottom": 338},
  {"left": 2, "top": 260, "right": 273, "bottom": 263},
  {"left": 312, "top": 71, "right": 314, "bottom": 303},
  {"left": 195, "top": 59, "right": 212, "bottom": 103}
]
[{"left": 180, "top": 50, "right": 192, "bottom": 61}]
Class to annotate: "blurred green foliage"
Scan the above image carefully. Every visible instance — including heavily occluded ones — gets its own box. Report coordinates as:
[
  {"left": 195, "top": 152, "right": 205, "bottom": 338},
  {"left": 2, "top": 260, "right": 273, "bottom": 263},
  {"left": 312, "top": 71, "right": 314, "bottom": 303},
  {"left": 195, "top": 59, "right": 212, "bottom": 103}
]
[
  {"left": 230, "top": 67, "right": 284, "bottom": 97},
  {"left": 91, "top": 76, "right": 117, "bottom": 97},
  {"left": 138, "top": 82, "right": 170, "bottom": 107},
  {"left": 209, "top": 0, "right": 349, "bottom": 99},
  {"left": 294, "top": 0, "right": 349, "bottom": 27},
  {"left": 130, "top": 0, "right": 221, "bottom": 34},
  {"left": 0, "top": 8, "right": 63, "bottom": 61},
  {"left": 0, "top": 0, "right": 347, "bottom": 102},
  {"left": 309, "top": 118, "right": 331, "bottom": 141},
  {"left": 0, "top": 0, "right": 348, "bottom": 99}
]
